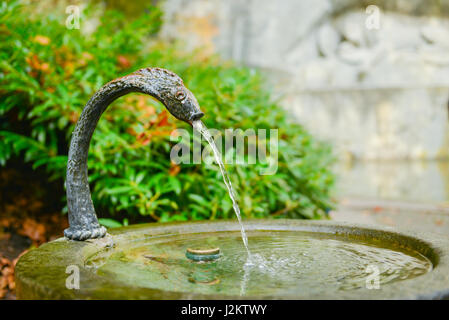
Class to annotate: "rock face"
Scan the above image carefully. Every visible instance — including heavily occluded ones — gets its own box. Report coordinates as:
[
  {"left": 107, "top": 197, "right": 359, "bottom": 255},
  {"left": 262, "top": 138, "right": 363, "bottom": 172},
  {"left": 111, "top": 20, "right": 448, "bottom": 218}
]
[{"left": 161, "top": 0, "right": 449, "bottom": 160}]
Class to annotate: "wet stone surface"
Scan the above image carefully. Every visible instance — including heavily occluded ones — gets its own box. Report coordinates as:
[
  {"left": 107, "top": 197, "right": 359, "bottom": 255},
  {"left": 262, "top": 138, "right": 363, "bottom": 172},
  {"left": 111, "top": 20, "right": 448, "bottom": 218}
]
[{"left": 14, "top": 220, "right": 449, "bottom": 299}]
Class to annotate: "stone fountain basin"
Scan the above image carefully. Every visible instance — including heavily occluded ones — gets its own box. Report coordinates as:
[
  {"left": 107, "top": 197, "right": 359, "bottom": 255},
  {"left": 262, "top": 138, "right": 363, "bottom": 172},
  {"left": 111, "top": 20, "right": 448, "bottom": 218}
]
[{"left": 15, "top": 219, "right": 449, "bottom": 299}]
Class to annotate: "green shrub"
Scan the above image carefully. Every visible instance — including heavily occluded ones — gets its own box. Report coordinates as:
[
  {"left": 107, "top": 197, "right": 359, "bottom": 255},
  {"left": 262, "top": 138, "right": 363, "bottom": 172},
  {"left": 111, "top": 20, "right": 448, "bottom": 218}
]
[{"left": 0, "top": 1, "right": 335, "bottom": 225}]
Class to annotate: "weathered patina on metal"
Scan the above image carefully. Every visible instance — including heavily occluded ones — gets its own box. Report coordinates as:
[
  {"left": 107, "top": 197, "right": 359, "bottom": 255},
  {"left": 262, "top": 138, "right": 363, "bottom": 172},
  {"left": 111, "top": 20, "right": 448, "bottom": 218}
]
[{"left": 64, "top": 68, "right": 204, "bottom": 240}]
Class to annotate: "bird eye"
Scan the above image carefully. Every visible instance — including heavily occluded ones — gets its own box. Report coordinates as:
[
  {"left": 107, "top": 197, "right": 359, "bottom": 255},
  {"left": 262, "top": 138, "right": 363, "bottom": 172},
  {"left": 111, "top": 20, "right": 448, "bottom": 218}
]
[{"left": 175, "top": 91, "right": 186, "bottom": 101}]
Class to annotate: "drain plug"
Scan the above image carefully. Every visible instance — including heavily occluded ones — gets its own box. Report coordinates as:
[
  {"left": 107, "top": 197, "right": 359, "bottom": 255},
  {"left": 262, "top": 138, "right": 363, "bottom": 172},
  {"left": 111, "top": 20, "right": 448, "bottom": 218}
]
[{"left": 186, "top": 247, "right": 220, "bottom": 262}]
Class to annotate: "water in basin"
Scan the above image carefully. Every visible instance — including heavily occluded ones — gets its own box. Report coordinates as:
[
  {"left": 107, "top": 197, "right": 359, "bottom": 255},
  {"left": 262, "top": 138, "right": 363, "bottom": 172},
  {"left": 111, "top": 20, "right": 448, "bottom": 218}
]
[{"left": 85, "top": 230, "right": 432, "bottom": 297}]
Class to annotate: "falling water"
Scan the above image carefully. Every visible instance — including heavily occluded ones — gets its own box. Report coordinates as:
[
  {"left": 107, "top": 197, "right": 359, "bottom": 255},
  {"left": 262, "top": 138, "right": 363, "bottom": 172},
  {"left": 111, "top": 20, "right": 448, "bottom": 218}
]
[{"left": 192, "top": 120, "right": 252, "bottom": 258}]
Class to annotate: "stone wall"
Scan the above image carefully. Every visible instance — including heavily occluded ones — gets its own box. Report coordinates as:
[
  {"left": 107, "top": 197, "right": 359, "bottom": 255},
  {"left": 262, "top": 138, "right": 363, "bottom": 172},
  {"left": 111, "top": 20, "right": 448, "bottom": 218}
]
[{"left": 161, "top": 0, "right": 449, "bottom": 160}]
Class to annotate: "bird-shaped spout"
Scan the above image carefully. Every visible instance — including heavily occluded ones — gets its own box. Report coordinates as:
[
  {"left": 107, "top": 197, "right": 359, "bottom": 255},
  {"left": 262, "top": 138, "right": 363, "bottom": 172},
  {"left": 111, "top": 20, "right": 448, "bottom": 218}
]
[{"left": 64, "top": 68, "right": 203, "bottom": 240}]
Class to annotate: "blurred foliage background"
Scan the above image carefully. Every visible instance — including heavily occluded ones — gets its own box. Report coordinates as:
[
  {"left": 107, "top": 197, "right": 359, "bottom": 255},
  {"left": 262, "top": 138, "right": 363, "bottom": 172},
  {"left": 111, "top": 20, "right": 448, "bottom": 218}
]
[{"left": 0, "top": 0, "right": 335, "bottom": 228}]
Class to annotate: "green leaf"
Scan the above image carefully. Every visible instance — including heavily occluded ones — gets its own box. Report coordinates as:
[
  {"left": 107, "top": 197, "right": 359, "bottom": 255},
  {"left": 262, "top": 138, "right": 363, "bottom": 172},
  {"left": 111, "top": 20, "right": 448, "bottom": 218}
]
[{"left": 98, "top": 218, "right": 123, "bottom": 228}]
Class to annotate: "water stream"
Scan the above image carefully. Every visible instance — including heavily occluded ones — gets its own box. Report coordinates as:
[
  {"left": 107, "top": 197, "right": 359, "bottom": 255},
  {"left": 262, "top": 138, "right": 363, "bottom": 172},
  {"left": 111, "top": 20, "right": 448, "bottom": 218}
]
[{"left": 192, "top": 120, "right": 252, "bottom": 258}]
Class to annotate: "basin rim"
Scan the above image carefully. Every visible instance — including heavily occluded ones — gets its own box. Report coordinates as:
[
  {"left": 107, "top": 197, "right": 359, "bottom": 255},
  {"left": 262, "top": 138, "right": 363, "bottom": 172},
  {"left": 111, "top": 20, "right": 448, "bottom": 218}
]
[{"left": 15, "top": 219, "right": 449, "bottom": 300}]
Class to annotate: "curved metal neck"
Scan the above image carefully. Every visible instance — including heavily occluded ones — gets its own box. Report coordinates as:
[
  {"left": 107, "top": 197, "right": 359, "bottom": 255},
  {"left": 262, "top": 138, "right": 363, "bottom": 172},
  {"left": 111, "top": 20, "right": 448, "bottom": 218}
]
[
  {"left": 64, "top": 73, "right": 158, "bottom": 240},
  {"left": 64, "top": 68, "right": 203, "bottom": 241}
]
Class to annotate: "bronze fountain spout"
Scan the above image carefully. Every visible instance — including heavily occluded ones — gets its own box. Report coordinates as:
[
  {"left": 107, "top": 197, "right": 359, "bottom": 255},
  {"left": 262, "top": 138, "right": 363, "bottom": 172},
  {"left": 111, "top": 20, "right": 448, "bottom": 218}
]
[{"left": 64, "top": 68, "right": 203, "bottom": 240}]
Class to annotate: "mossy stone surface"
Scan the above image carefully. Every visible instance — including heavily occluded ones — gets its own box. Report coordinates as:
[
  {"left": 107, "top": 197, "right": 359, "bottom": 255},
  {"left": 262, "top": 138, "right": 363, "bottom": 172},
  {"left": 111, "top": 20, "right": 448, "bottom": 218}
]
[{"left": 15, "top": 219, "right": 449, "bottom": 299}]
